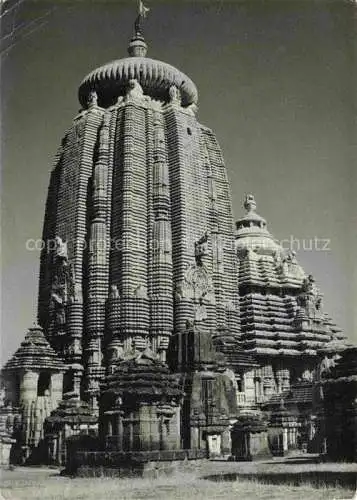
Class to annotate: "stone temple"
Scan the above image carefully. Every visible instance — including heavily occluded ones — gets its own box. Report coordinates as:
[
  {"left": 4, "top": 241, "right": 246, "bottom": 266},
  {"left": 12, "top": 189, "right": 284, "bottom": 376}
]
[{"left": 1, "top": 8, "right": 355, "bottom": 469}]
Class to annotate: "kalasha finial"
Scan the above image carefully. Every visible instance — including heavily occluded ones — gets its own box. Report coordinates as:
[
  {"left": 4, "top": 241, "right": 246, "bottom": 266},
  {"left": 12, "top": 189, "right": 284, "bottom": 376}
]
[
  {"left": 244, "top": 194, "right": 257, "bottom": 213},
  {"left": 128, "top": 1, "right": 150, "bottom": 57}
]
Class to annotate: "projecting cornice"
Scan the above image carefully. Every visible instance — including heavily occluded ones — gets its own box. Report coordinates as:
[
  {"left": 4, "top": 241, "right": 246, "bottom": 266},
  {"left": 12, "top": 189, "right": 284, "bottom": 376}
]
[{"left": 78, "top": 57, "right": 198, "bottom": 108}]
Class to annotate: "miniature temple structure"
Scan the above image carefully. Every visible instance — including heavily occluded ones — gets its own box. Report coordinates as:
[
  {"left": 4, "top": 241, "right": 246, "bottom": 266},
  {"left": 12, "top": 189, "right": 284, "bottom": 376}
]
[
  {"left": 44, "top": 392, "right": 97, "bottom": 465},
  {"left": 263, "top": 380, "right": 313, "bottom": 452},
  {"left": 101, "top": 348, "right": 183, "bottom": 453},
  {"left": 1, "top": 324, "right": 65, "bottom": 463},
  {"left": 1, "top": 5, "right": 353, "bottom": 469},
  {"left": 230, "top": 411, "right": 270, "bottom": 461}
]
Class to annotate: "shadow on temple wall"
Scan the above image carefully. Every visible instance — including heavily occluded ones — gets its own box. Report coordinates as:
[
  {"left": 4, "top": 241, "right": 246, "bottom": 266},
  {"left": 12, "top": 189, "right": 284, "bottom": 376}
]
[{"left": 204, "top": 470, "right": 357, "bottom": 489}]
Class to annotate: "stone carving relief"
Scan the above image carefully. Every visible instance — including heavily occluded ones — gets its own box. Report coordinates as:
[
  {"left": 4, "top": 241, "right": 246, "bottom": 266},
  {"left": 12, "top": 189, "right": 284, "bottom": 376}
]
[
  {"left": 109, "top": 284, "right": 120, "bottom": 299},
  {"left": 194, "top": 297, "right": 208, "bottom": 322},
  {"left": 185, "top": 319, "right": 194, "bottom": 329},
  {"left": 279, "top": 250, "right": 304, "bottom": 278},
  {"left": 134, "top": 284, "right": 148, "bottom": 299},
  {"left": 296, "top": 274, "right": 323, "bottom": 319},
  {"left": 319, "top": 354, "right": 340, "bottom": 379},
  {"left": 176, "top": 232, "right": 216, "bottom": 327},
  {"left": 194, "top": 231, "right": 209, "bottom": 266},
  {"left": 126, "top": 79, "right": 144, "bottom": 100},
  {"left": 54, "top": 236, "right": 68, "bottom": 260},
  {"left": 169, "top": 85, "right": 181, "bottom": 105},
  {"left": 177, "top": 264, "right": 214, "bottom": 303},
  {"left": 87, "top": 90, "right": 98, "bottom": 108},
  {"left": 50, "top": 236, "right": 75, "bottom": 325},
  {"left": 301, "top": 369, "right": 313, "bottom": 382},
  {"left": 68, "top": 338, "right": 82, "bottom": 357}
]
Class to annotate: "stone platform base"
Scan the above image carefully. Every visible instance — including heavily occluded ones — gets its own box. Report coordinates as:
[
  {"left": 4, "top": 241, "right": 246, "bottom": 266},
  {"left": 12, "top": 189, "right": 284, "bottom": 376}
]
[
  {"left": 67, "top": 449, "right": 207, "bottom": 478},
  {"left": 228, "top": 450, "right": 271, "bottom": 462}
]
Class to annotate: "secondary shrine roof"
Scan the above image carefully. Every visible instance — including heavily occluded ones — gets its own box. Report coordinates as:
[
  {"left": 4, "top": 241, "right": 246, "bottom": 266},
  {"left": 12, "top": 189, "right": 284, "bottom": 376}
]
[
  {"left": 2, "top": 324, "right": 65, "bottom": 373},
  {"left": 235, "top": 195, "right": 346, "bottom": 357},
  {"left": 263, "top": 380, "right": 313, "bottom": 408},
  {"left": 104, "top": 348, "right": 183, "bottom": 399},
  {"left": 45, "top": 393, "right": 97, "bottom": 427}
]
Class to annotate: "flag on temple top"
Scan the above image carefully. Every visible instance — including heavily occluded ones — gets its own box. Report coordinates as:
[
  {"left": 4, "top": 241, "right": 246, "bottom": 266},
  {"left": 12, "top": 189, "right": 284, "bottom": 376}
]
[{"left": 139, "top": 1, "right": 150, "bottom": 18}]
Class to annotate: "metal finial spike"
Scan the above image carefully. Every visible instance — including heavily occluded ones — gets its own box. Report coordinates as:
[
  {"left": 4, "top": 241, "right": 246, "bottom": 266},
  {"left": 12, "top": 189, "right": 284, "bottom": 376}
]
[
  {"left": 128, "top": 1, "right": 150, "bottom": 57},
  {"left": 134, "top": 1, "right": 150, "bottom": 37}
]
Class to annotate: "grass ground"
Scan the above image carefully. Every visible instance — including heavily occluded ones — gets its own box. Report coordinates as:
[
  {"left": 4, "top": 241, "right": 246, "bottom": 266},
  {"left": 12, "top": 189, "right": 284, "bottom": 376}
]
[{"left": 1, "top": 458, "right": 356, "bottom": 500}]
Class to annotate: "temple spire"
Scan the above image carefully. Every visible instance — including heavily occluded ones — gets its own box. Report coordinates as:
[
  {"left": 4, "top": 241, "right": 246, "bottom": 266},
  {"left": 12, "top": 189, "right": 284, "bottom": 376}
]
[{"left": 128, "top": 1, "right": 150, "bottom": 57}]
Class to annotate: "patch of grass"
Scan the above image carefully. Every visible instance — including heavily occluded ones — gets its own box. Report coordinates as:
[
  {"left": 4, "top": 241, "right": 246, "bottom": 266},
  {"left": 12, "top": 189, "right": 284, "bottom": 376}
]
[{"left": 1, "top": 466, "right": 356, "bottom": 500}]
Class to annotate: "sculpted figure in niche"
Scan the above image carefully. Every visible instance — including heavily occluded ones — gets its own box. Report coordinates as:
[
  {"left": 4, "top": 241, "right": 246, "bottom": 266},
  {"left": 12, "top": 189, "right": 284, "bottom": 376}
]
[
  {"left": 169, "top": 85, "right": 181, "bottom": 105},
  {"left": 194, "top": 296, "right": 207, "bottom": 323},
  {"left": 144, "top": 336, "right": 152, "bottom": 350},
  {"left": 301, "top": 369, "right": 313, "bottom": 382},
  {"left": 301, "top": 274, "right": 316, "bottom": 294},
  {"left": 174, "top": 281, "right": 191, "bottom": 301},
  {"left": 195, "top": 231, "right": 209, "bottom": 266},
  {"left": 109, "top": 284, "right": 120, "bottom": 299},
  {"left": 186, "top": 319, "right": 195, "bottom": 329},
  {"left": 280, "top": 250, "right": 304, "bottom": 277},
  {"left": 319, "top": 354, "right": 340, "bottom": 379},
  {"left": 286, "top": 250, "right": 298, "bottom": 265},
  {"left": 69, "top": 282, "right": 82, "bottom": 304},
  {"left": 54, "top": 236, "right": 68, "bottom": 261},
  {"left": 134, "top": 284, "right": 148, "bottom": 298},
  {"left": 87, "top": 90, "right": 98, "bottom": 108},
  {"left": 50, "top": 276, "right": 66, "bottom": 325},
  {"left": 50, "top": 236, "right": 75, "bottom": 325},
  {"left": 126, "top": 79, "right": 144, "bottom": 99},
  {"left": 273, "top": 249, "right": 283, "bottom": 267},
  {"left": 297, "top": 274, "right": 323, "bottom": 318}
]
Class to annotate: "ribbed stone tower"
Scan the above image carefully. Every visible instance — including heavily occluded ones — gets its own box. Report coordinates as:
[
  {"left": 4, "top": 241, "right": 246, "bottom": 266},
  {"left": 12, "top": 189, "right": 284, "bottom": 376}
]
[{"left": 37, "top": 13, "right": 239, "bottom": 412}]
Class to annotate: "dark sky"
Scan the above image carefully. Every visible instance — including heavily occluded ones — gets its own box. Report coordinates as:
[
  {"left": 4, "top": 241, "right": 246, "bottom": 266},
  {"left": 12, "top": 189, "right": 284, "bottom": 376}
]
[{"left": 1, "top": 0, "right": 356, "bottom": 363}]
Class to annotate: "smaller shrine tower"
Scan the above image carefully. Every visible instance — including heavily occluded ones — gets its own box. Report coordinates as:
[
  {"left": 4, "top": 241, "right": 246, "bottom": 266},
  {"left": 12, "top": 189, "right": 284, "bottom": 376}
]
[
  {"left": 235, "top": 194, "right": 346, "bottom": 402},
  {"left": 1, "top": 324, "right": 65, "bottom": 463}
]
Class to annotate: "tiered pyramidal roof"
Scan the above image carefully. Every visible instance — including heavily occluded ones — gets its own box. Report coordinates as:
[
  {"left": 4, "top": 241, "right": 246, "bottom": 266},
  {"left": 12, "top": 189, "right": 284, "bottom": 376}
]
[
  {"left": 2, "top": 324, "right": 65, "bottom": 373},
  {"left": 235, "top": 195, "right": 346, "bottom": 357}
]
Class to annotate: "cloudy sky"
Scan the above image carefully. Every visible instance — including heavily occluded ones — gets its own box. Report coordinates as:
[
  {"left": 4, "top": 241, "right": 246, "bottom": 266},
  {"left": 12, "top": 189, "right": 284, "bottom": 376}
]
[{"left": 1, "top": 0, "right": 355, "bottom": 362}]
